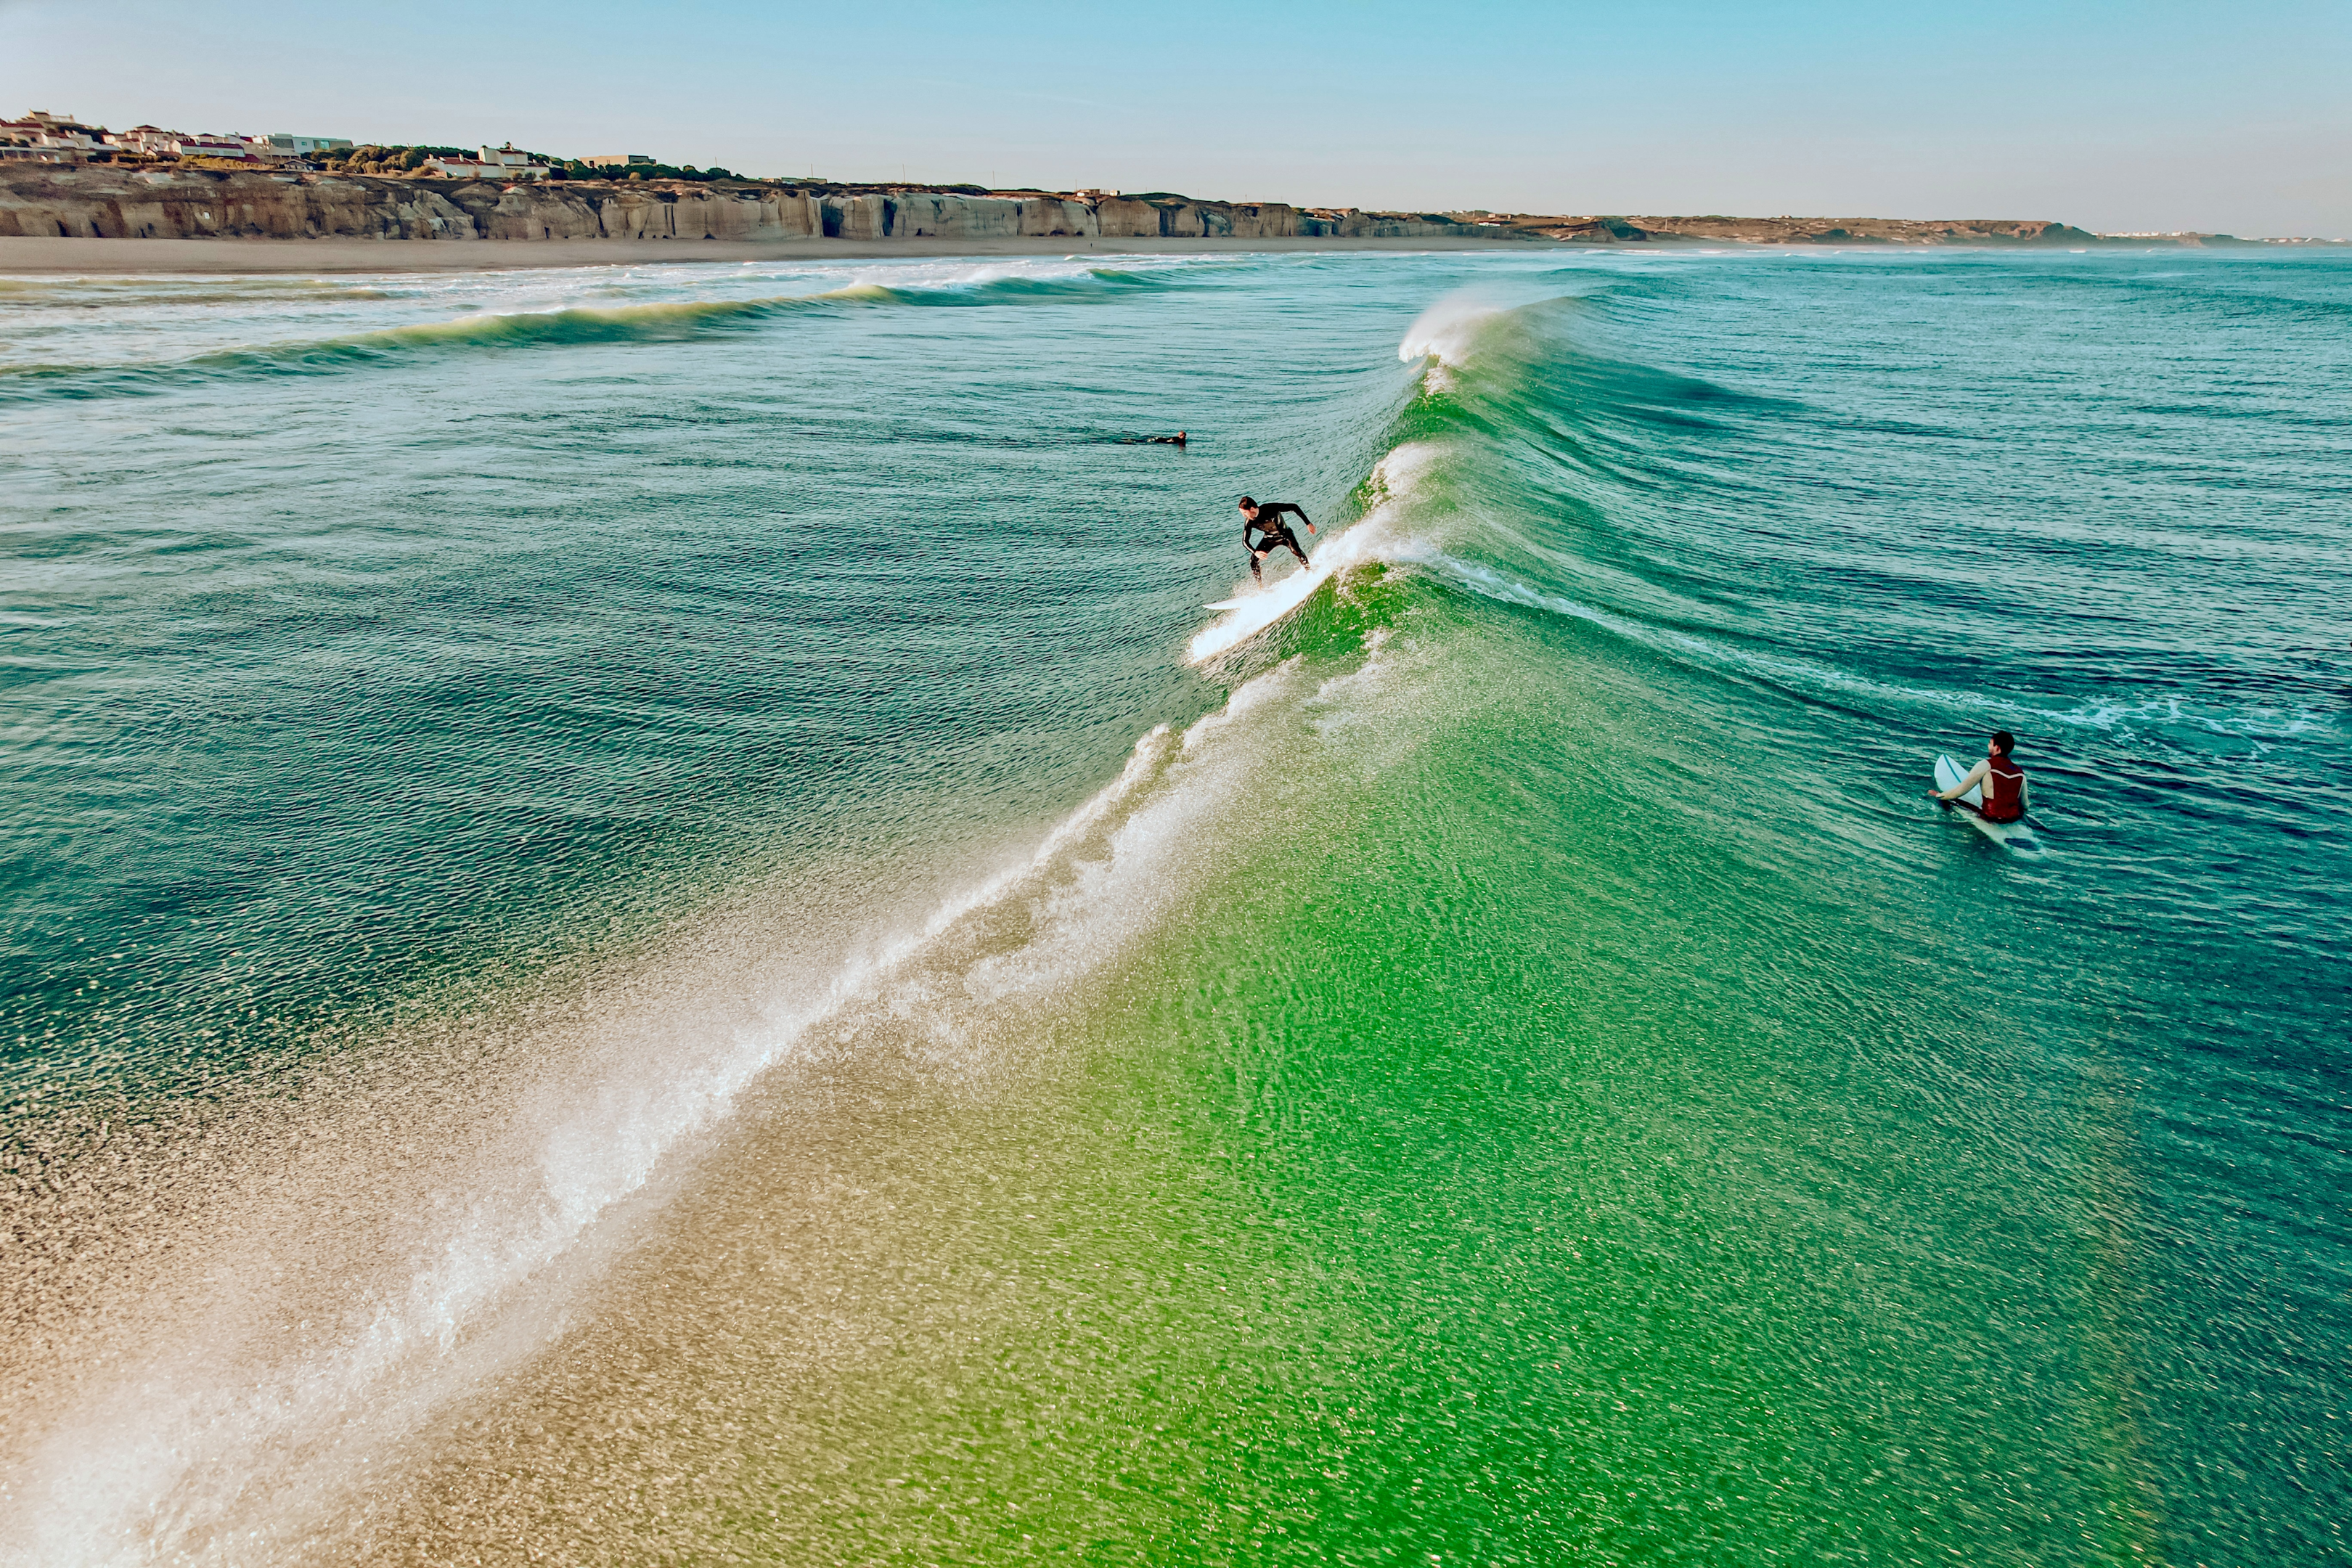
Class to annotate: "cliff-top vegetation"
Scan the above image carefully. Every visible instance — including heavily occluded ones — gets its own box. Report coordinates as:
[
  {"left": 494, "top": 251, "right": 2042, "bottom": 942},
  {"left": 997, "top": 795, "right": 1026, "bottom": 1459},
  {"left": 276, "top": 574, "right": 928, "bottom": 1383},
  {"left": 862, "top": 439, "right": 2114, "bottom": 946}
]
[
  {"left": 306, "top": 147, "right": 761, "bottom": 184},
  {"left": 554, "top": 160, "right": 746, "bottom": 184},
  {"left": 317, "top": 145, "right": 478, "bottom": 174}
]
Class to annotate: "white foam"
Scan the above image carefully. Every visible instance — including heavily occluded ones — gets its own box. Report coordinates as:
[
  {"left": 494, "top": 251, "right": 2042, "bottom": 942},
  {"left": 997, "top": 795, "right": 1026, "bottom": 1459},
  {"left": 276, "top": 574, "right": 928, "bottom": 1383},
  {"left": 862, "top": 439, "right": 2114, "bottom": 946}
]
[
  {"left": 1309, "top": 629, "right": 1396, "bottom": 737},
  {"left": 4, "top": 652, "right": 1416, "bottom": 1563}
]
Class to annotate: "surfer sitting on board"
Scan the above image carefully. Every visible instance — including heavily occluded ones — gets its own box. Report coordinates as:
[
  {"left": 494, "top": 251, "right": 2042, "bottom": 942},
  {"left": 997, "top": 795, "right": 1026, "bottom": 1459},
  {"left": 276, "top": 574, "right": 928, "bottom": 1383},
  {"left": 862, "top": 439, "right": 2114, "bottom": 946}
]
[
  {"left": 1238, "top": 496, "right": 1315, "bottom": 583},
  {"left": 1930, "top": 731, "right": 2029, "bottom": 821}
]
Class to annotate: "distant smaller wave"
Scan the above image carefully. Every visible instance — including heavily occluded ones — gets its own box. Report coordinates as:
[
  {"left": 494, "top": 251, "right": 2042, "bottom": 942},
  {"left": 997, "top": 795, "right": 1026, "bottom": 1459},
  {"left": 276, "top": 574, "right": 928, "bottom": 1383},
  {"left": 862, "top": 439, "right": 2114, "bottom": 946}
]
[
  {"left": 0, "top": 290, "right": 849, "bottom": 401},
  {"left": 0, "top": 276, "right": 396, "bottom": 303},
  {"left": 846, "top": 267, "right": 1176, "bottom": 309},
  {"left": 0, "top": 268, "right": 1180, "bottom": 404}
]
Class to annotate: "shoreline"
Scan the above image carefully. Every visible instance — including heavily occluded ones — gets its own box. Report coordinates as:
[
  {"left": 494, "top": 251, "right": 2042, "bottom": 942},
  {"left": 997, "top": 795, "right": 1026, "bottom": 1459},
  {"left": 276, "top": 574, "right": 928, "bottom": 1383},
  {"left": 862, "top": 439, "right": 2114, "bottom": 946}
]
[{"left": 0, "top": 233, "right": 1543, "bottom": 274}]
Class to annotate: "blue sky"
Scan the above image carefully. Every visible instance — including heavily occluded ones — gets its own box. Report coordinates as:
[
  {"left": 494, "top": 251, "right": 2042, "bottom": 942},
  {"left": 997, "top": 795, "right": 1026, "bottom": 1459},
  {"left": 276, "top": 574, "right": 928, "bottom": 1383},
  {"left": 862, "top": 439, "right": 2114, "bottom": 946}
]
[{"left": 4, "top": 0, "right": 2346, "bottom": 234}]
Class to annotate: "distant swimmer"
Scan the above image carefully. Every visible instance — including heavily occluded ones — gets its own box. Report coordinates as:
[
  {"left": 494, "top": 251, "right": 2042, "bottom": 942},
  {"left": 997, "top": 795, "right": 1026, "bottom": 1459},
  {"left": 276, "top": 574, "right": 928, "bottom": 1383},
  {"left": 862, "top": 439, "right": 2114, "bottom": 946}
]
[
  {"left": 1238, "top": 495, "right": 1315, "bottom": 583},
  {"left": 1147, "top": 430, "right": 1188, "bottom": 446},
  {"left": 1930, "top": 730, "right": 2029, "bottom": 821}
]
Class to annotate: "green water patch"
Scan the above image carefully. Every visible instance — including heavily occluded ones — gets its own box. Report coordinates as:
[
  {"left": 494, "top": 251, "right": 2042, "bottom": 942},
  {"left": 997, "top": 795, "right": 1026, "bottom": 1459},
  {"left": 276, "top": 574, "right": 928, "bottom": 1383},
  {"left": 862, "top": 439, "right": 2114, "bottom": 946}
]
[
  {"left": 838, "top": 613, "right": 2163, "bottom": 1564},
  {"left": 1260, "top": 562, "right": 1410, "bottom": 668},
  {"left": 364, "top": 596, "right": 2168, "bottom": 1565}
]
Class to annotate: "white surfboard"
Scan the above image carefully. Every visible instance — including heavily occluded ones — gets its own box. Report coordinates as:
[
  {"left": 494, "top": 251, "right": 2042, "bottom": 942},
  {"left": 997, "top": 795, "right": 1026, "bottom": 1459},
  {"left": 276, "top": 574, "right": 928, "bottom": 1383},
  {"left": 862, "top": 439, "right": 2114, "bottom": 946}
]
[
  {"left": 1189, "top": 561, "right": 1331, "bottom": 663},
  {"left": 1204, "top": 568, "right": 1319, "bottom": 612},
  {"left": 1934, "top": 754, "right": 2043, "bottom": 853}
]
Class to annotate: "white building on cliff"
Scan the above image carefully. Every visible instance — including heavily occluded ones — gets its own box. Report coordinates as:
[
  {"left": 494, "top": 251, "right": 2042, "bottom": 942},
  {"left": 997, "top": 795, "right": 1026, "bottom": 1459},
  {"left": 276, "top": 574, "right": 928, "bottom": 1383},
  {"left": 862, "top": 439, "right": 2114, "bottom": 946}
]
[
  {"left": 166, "top": 134, "right": 257, "bottom": 160},
  {"left": 424, "top": 144, "right": 546, "bottom": 180},
  {"left": 248, "top": 133, "right": 353, "bottom": 158}
]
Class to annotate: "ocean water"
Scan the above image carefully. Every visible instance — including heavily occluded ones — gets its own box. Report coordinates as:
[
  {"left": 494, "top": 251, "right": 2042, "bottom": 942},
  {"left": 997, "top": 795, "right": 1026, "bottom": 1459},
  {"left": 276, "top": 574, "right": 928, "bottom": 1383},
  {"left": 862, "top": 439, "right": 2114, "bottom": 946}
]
[{"left": 1, "top": 246, "right": 2346, "bottom": 1565}]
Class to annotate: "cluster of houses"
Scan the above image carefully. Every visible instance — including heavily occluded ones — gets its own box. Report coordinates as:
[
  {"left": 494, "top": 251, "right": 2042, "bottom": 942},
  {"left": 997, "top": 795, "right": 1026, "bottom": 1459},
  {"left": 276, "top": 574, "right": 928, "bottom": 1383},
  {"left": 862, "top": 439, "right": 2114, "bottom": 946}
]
[
  {"left": 1, "top": 110, "right": 354, "bottom": 166},
  {"left": 0, "top": 111, "right": 584, "bottom": 181}
]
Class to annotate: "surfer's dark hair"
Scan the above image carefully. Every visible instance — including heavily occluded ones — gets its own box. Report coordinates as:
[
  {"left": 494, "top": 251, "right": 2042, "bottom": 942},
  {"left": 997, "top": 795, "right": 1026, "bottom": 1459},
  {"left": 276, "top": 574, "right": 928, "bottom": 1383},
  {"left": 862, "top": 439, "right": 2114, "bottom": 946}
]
[
  {"left": 1238, "top": 496, "right": 1256, "bottom": 508},
  {"left": 1992, "top": 730, "right": 2015, "bottom": 754}
]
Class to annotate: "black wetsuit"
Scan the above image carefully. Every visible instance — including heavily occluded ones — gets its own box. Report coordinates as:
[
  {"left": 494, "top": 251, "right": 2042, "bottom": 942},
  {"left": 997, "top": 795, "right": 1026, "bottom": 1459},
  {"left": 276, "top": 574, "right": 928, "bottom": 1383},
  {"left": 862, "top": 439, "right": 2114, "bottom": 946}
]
[{"left": 1244, "top": 502, "right": 1312, "bottom": 579}]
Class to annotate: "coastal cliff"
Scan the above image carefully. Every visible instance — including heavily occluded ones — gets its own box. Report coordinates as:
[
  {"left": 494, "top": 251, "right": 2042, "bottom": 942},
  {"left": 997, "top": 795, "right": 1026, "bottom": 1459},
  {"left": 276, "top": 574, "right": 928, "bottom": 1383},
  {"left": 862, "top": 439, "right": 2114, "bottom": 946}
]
[
  {"left": 0, "top": 166, "right": 1663, "bottom": 247},
  {"left": 0, "top": 165, "right": 2266, "bottom": 249},
  {"left": 0, "top": 166, "right": 1330, "bottom": 244}
]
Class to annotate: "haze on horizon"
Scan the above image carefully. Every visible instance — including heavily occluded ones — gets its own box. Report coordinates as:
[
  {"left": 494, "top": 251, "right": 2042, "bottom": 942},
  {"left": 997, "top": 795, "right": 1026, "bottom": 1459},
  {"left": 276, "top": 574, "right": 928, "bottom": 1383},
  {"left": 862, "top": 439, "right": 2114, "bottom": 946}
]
[{"left": 3, "top": 0, "right": 2346, "bottom": 237}]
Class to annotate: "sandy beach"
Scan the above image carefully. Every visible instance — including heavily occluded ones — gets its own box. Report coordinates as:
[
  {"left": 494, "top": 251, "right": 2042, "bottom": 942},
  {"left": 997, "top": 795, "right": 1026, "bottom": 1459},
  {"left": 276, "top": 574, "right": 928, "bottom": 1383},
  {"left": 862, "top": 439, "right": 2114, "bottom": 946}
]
[{"left": 0, "top": 232, "right": 1538, "bottom": 274}]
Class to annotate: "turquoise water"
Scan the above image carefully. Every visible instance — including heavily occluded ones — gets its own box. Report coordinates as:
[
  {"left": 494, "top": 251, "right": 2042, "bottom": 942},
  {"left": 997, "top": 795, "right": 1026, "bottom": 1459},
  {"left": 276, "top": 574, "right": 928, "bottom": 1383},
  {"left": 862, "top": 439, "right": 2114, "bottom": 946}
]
[{"left": 2, "top": 248, "right": 2345, "bottom": 1564}]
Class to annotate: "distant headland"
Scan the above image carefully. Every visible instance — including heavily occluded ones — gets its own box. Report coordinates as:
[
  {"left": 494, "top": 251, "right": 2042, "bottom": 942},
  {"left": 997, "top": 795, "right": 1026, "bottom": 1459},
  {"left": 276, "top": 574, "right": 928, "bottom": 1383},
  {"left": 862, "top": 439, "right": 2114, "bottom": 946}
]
[{"left": 1, "top": 110, "right": 2340, "bottom": 256}]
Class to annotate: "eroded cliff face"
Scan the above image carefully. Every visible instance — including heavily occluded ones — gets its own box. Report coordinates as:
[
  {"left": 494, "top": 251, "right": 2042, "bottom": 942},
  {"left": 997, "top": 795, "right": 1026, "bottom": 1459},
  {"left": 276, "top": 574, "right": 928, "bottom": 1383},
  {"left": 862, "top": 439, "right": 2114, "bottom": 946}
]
[
  {"left": 1302, "top": 210, "right": 1479, "bottom": 239},
  {"left": 0, "top": 167, "right": 834, "bottom": 242},
  {"left": 0, "top": 166, "right": 1312, "bottom": 245},
  {"left": 0, "top": 168, "right": 2141, "bottom": 251}
]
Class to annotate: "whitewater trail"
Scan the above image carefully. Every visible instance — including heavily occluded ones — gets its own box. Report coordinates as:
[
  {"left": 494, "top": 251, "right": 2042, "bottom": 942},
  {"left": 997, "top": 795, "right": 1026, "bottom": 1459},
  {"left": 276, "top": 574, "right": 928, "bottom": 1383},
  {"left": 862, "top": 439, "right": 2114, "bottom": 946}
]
[
  {"left": 2, "top": 718, "right": 1143, "bottom": 1560},
  {"left": 1, "top": 637, "right": 1363, "bottom": 1565}
]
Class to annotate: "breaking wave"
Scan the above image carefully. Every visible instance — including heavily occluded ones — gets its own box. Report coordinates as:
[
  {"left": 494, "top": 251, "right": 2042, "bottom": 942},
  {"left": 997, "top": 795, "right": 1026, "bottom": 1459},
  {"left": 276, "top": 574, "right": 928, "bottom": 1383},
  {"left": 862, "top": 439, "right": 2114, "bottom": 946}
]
[{"left": 1197, "top": 280, "right": 2345, "bottom": 770}]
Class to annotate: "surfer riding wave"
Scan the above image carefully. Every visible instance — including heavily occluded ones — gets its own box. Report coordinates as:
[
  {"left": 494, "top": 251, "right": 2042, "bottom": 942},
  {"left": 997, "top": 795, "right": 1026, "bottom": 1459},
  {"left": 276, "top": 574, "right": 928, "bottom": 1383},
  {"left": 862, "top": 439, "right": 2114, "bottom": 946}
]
[{"left": 1239, "top": 497, "right": 1315, "bottom": 583}]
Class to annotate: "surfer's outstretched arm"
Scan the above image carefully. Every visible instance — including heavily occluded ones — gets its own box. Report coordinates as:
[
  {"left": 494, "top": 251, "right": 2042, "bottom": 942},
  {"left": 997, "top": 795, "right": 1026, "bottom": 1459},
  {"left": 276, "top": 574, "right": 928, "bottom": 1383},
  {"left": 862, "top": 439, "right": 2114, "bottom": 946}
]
[
  {"left": 1262, "top": 502, "right": 1317, "bottom": 535},
  {"left": 1930, "top": 759, "right": 1990, "bottom": 801}
]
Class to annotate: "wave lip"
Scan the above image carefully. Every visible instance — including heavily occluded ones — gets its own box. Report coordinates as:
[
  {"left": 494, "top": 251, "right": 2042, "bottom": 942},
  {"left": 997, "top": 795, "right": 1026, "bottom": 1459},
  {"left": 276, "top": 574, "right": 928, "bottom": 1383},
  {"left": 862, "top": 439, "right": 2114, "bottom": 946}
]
[{"left": 1398, "top": 293, "right": 1511, "bottom": 366}]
